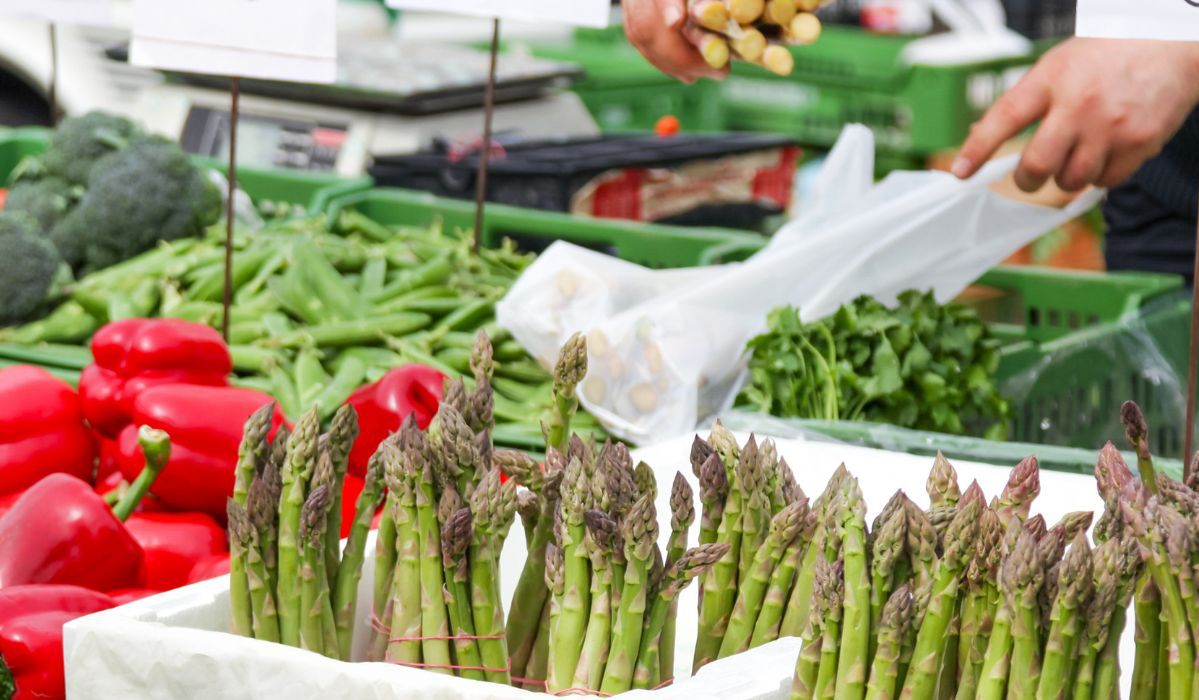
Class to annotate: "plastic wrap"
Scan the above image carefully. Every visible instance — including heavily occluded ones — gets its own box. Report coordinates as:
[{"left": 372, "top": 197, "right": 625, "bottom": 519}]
[{"left": 497, "top": 126, "right": 1104, "bottom": 444}]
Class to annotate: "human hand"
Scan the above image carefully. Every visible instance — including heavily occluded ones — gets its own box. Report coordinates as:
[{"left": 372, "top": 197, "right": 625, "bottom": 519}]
[
  {"left": 623, "top": 0, "right": 729, "bottom": 83},
  {"left": 952, "top": 38, "right": 1199, "bottom": 192}
]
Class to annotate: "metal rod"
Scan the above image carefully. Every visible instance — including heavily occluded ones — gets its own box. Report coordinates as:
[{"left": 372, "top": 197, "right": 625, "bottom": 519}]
[
  {"left": 1186, "top": 194, "right": 1199, "bottom": 478},
  {"left": 222, "top": 77, "right": 241, "bottom": 343},
  {"left": 48, "top": 23, "right": 58, "bottom": 126},
  {"left": 472, "top": 18, "right": 501, "bottom": 254}
]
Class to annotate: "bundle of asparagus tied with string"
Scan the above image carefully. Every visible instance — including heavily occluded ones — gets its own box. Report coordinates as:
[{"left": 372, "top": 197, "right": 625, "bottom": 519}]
[
  {"left": 780, "top": 407, "right": 1183, "bottom": 700},
  {"left": 226, "top": 398, "right": 388, "bottom": 661},
  {"left": 686, "top": 0, "right": 827, "bottom": 76},
  {"left": 361, "top": 331, "right": 522, "bottom": 683},
  {"left": 500, "top": 334, "right": 729, "bottom": 694},
  {"left": 690, "top": 422, "right": 810, "bottom": 669}
]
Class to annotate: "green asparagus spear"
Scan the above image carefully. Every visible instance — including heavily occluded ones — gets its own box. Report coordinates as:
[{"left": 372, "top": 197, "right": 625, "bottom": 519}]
[
  {"left": 322, "top": 405, "right": 358, "bottom": 592},
  {"left": 721, "top": 498, "right": 810, "bottom": 658},
  {"left": 869, "top": 492, "right": 908, "bottom": 662},
  {"left": 1036, "top": 532, "right": 1093, "bottom": 700},
  {"left": 233, "top": 402, "right": 274, "bottom": 508},
  {"left": 441, "top": 506, "right": 485, "bottom": 681},
  {"left": 383, "top": 444, "right": 422, "bottom": 666},
  {"left": 899, "top": 491, "right": 981, "bottom": 700},
  {"left": 996, "top": 456, "right": 1041, "bottom": 529},
  {"left": 865, "top": 584, "right": 914, "bottom": 700},
  {"left": 694, "top": 446, "right": 744, "bottom": 669},
  {"left": 276, "top": 408, "right": 320, "bottom": 647},
  {"left": 574, "top": 509, "right": 618, "bottom": 690},
  {"left": 697, "top": 452, "right": 728, "bottom": 548},
  {"left": 660, "top": 472, "right": 696, "bottom": 681},
  {"left": 1071, "top": 537, "right": 1120, "bottom": 700},
  {"left": 332, "top": 447, "right": 386, "bottom": 660},
  {"left": 298, "top": 469, "right": 336, "bottom": 658},
  {"left": 600, "top": 492, "right": 658, "bottom": 695},
  {"left": 633, "top": 543, "right": 728, "bottom": 690},
  {"left": 977, "top": 527, "right": 1041, "bottom": 700},
  {"left": 1121, "top": 401, "right": 1158, "bottom": 495},
  {"left": 835, "top": 478, "right": 870, "bottom": 700},
  {"left": 926, "top": 451, "right": 961, "bottom": 509},
  {"left": 547, "top": 455, "right": 592, "bottom": 693},
  {"left": 752, "top": 506, "right": 816, "bottom": 648},
  {"left": 227, "top": 499, "right": 255, "bottom": 639},
  {"left": 813, "top": 559, "right": 845, "bottom": 700},
  {"left": 1121, "top": 486, "right": 1194, "bottom": 697},
  {"left": 469, "top": 468, "right": 517, "bottom": 685},
  {"left": 246, "top": 477, "right": 281, "bottom": 643},
  {"left": 543, "top": 333, "right": 587, "bottom": 455},
  {"left": 956, "top": 507, "right": 1002, "bottom": 700}
]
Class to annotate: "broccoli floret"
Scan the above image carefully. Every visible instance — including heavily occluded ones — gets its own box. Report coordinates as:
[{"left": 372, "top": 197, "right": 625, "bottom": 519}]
[
  {"left": 48, "top": 206, "right": 89, "bottom": 270},
  {"left": 0, "top": 212, "right": 62, "bottom": 326},
  {"left": 42, "top": 111, "right": 142, "bottom": 185},
  {"left": 4, "top": 176, "right": 80, "bottom": 232},
  {"left": 73, "top": 135, "right": 222, "bottom": 273}
]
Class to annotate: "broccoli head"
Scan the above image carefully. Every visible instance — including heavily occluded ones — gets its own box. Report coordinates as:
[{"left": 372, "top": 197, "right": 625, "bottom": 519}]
[
  {"left": 74, "top": 135, "right": 222, "bottom": 272},
  {"left": 0, "top": 212, "right": 62, "bottom": 326},
  {"left": 42, "top": 111, "right": 142, "bottom": 185},
  {"left": 4, "top": 176, "right": 80, "bottom": 232}
]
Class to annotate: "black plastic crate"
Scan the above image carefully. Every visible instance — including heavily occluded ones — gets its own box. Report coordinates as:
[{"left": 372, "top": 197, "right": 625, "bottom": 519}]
[{"left": 369, "top": 133, "right": 799, "bottom": 230}]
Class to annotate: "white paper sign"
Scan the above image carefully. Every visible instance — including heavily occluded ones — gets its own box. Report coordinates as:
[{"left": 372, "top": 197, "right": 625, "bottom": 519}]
[
  {"left": 130, "top": 0, "right": 337, "bottom": 84},
  {"left": 0, "top": 0, "right": 115, "bottom": 25},
  {"left": 1077, "top": 0, "right": 1199, "bottom": 42},
  {"left": 385, "top": 0, "right": 610, "bottom": 28}
]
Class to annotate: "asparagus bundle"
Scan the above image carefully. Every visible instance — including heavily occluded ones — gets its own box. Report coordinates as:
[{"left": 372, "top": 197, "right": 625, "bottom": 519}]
[
  {"left": 780, "top": 437, "right": 1161, "bottom": 700},
  {"left": 692, "top": 423, "right": 812, "bottom": 670},
  {"left": 366, "top": 331, "right": 522, "bottom": 683},
  {"left": 688, "top": 0, "right": 828, "bottom": 75},
  {"left": 227, "top": 400, "right": 384, "bottom": 660}
]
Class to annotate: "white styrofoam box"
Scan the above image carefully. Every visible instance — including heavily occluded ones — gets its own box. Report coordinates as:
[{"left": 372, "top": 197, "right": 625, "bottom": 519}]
[{"left": 64, "top": 434, "right": 1130, "bottom": 699}]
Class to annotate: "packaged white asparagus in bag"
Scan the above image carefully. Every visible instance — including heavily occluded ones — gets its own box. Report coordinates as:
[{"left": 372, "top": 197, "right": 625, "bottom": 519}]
[{"left": 497, "top": 126, "right": 1104, "bottom": 443}]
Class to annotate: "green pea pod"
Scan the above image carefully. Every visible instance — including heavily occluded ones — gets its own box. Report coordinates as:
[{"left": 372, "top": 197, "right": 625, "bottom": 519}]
[
  {"left": 107, "top": 279, "right": 160, "bottom": 322},
  {"left": 376, "top": 297, "right": 463, "bottom": 317},
  {"left": 229, "top": 345, "right": 288, "bottom": 374},
  {"left": 0, "top": 302, "right": 99, "bottom": 345},
  {"left": 273, "top": 313, "right": 432, "bottom": 349},
  {"left": 189, "top": 247, "right": 277, "bottom": 302},
  {"left": 234, "top": 250, "right": 288, "bottom": 303},
  {"left": 434, "top": 347, "right": 471, "bottom": 374},
  {"left": 262, "top": 312, "right": 295, "bottom": 339},
  {"left": 229, "top": 375, "right": 277, "bottom": 394},
  {"left": 359, "top": 257, "right": 388, "bottom": 299},
  {"left": 432, "top": 298, "right": 494, "bottom": 333},
  {"left": 294, "top": 348, "right": 331, "bottom": 406},
  {"left": 367, "top": 255, "right": 452, "bottom": 304},
  {"left": 268, "top": 364, "right": 302, "bottom": 420},
  {"left": 313, "top": 356, "right": 367, "bottom": 420},
  {"left": 0, "top": 342, "right": 93, "bottom": 370}
]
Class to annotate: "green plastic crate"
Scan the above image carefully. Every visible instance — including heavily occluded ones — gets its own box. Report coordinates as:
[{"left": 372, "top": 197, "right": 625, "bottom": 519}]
[
  {"left": 705, "top": 232, "right": 1193, "bottom": 453},
  {"left": 324, "top": 187, "right": 762, "bottom": 268},
  {"left": 721, "top": 26, "right": 1048, "bottom": 158},
  {"left": 514, "top": 39, "right": 727, "bottom": 134},
  {"left": 0, "top": 127, "right": 371, "bottom": 214}
]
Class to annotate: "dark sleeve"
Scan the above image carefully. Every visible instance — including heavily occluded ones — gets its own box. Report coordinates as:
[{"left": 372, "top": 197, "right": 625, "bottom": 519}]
[{"left": 1103, "top": 109, "right": 1199, "bottom": 283}]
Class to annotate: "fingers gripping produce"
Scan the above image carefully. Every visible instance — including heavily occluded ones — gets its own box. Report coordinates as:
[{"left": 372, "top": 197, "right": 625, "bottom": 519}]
[{"left": 688, "top": 0, "right": 828, "bottom": 75}]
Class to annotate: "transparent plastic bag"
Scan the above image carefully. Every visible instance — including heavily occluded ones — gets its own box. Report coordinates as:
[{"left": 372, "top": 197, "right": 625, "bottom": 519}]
[{"left": 497, "top": 126, "right": 1104, "bottom": 443}]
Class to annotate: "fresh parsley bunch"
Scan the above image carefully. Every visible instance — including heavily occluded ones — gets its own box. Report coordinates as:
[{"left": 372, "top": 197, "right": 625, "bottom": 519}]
[{"left": 737, "top": 290, "right": 1010, "bottom": 438}]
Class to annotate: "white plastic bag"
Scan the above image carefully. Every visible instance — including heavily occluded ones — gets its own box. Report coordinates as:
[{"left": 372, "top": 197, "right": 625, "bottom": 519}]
[{"left": 496, "top": 126, "right": 1104, "bottom": 443}]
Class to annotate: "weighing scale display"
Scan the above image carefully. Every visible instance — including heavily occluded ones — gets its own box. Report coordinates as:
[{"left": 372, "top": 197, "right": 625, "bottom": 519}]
[{"left": 180, "top": 106, "right": 348, "bottom": 171}]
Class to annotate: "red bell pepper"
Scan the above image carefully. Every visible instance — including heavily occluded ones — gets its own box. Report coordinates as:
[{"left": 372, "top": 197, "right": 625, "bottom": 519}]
[
  {"left": 80, "top": 318, "right": 231, "bottom": 438},
  {"left": 0, "top": 428, "right": 171, "bottom": 592},
  {"left": 116, "top": 384, "right": 285, "bottom": 519},
  {"left": 0, "top": 366, "right": 95, "bottom": 496},
  {"left": 0, "top": 585, "right": 117, "bottom": 700},
  {"left": 95, "top": 435, "right": 122, "bottom": 483},
  {"left": 123, "top": 512, "right": 228, "bottom": 590},
  {"left": 345, "top": 365, "right": 444, "bottom": 476},
  {"left": 187, "top": 552, "right": 231, "bottom": 583}
]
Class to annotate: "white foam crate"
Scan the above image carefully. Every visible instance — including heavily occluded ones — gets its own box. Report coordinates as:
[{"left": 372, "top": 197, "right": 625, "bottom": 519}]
[{"left": 63, "top": 434, "right": 1132, "bottom": 699}]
